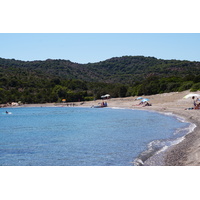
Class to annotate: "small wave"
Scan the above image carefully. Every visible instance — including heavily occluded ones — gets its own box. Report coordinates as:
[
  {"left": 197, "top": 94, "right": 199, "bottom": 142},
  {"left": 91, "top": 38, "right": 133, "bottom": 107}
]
[
  {"left": 133, "top": 158, "right": 144, "bottom": 166},
  {"left": 174, "top": 123, "right": 196, "bottom": 136},
  {"left": 154, "top": 137, "right": 184, "bottom": 156},
  {"left": 155, "top": 146, "right": 168, "bottom": 155},
  {"left": 133, "top": 140, "right": 164, "bottom": 166},
  {"left": 133, "top": 121, "right": 196, "bottom": 166},
  {"left": 110, "top": 107, "right": 126, "bottom": 110}
]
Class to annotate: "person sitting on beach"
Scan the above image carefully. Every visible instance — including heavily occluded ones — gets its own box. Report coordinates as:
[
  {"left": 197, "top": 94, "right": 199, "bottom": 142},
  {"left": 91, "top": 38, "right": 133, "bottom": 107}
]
[
  {"left": 139, "top": 101, "right": 144, "bottom": 105},
  {"left": 143, "top": 102, "right": 152, "bottom": 107},
  {"left": 101, "top": 101, "right": 106, "bottom": 107}
]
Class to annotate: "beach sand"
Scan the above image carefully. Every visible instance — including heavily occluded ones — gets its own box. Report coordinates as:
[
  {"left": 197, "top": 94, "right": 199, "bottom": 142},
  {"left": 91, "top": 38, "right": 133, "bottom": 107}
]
[{"left": 12, "top": 90, "right": 200, "bottom": 166}]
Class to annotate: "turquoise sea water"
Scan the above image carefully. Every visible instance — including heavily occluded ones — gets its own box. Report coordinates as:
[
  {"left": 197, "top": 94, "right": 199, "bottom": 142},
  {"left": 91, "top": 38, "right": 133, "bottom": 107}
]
[{"left": 0, "top": 107, "right": 192, "bottom": 166}]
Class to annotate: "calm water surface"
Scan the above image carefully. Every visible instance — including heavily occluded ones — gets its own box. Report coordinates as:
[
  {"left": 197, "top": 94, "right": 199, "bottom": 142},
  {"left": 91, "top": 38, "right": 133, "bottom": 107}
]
[{"left": 0, "top": 107, "right": 190, "bottom": 166}]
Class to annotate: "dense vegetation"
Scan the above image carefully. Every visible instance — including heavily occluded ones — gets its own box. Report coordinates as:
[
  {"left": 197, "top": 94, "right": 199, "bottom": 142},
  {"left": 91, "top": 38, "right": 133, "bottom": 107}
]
[{"left": 1, "top": 56, "right": 200, "bottom": 104}]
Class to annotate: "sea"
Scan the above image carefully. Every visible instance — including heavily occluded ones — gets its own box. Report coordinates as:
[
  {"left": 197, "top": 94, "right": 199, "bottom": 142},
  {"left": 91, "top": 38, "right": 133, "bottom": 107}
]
[{"left": 0, "top": 106, "right": 195, "bottom": 166}]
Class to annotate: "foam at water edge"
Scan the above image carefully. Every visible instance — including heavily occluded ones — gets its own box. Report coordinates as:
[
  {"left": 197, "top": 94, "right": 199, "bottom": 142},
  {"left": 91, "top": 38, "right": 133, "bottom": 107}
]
[
  {"left": 133, "top": 113, "right": 196, "bottom": 166},
  {"left": 110, "top": 107, "right": 126, "bottom": 110},
  {"left": 154, "top": 137, "right": 185, "bottom": 156},
  {"left": 174, "top": 123, "right": 196, "bottom": 136},
  {"left": 155, "top": 122, "right": 194, "bottom": 164}
]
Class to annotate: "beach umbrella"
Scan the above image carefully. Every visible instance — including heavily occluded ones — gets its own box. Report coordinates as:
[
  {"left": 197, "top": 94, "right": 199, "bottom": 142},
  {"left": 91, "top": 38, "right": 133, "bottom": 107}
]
[
  {"left": 183, "top": 94, "right": 200, "bottom": 99},
  {"left": 101, "top": 94, "right": 110, "bottom": 98},
  {"left": 141, "top": 98, "right": 149, "bottom": 102}
]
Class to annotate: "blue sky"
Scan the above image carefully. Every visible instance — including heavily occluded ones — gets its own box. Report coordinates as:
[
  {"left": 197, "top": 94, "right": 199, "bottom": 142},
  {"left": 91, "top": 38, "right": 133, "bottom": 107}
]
[{"left": 0, "top": 33, "right": 200, "bottom": 64}]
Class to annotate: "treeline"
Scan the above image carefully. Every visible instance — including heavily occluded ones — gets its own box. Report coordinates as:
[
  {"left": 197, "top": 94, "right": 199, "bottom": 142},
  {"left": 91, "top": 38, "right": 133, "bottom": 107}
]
[
  {"left": 1, "top": 74, "right": 200, "bottom": 104},
  {"left": 127, "top": 75, "right": 200, "bottom": 96},
  {"left": 1, "top": 56, "right": 200, "bottom": 104},
  {"left": 0, "top": 77, "right": 128, "bottom": 104}
]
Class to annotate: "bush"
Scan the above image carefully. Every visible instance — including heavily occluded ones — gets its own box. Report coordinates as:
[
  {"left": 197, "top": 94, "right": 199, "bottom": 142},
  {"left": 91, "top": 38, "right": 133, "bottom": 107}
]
[
  {"left": 178, "top": 81, "right": 193, "bottom": 92},
  {"left": 190, "top": 83, "right": 200, "bottom": 92},
  {"left": 84, "top": 96, "right": 94, "bottom": 101},
  {"left": 166, "top": 82, "right": 181, "bottom": 92}
]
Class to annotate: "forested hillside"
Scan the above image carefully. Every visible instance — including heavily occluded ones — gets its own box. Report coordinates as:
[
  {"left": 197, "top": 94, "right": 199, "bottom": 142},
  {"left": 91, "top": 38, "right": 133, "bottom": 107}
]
[{"left": 1, "top": 56, "right": 200, "bottom": 104}]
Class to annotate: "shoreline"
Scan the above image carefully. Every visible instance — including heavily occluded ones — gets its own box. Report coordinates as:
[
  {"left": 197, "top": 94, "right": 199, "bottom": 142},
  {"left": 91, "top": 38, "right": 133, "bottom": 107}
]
[
  {"left": 3, "top": 90, "right": 200, "bottom": 166},
  {"left": 161, "top": 110, "right": 200, "bottom": 166},
  {"left": 72, "top": 91, "right": 200, "bottom": 166},
  {"left": 143, "top": 111, "right": 196, "bottom": 166}
]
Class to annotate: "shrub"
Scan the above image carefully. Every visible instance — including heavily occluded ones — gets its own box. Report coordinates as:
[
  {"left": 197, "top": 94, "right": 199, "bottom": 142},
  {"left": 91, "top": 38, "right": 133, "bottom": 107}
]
[
  {"left": 84, "top": 96, "right": 94, "bottom": 101},
  {"left": 178, "top": 81, "right": 193, "bottom": 92},
  {"left": 190, "top": 83, "right": 200, "bottom": 92}
]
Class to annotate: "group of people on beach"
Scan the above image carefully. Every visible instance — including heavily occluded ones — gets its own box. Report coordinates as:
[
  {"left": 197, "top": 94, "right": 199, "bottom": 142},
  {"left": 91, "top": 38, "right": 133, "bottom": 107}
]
[
  {"left": 133, "top": 100, "right": 152, "bottom": 107},
  {"left": 139, "top": 101, "right": 152, "bottom": 107},
  {"left": 101, "top": 101, "right": 107, "bottom": 107},
  {"left": 193, "top": 96, "right": 200, "bottom": 109},
  {"left": 186, "top": 96, "right": 200, "bottom": 110}
]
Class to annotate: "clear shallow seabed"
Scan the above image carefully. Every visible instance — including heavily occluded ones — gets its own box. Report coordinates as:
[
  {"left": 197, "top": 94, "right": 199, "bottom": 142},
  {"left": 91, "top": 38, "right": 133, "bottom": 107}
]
[{"left": 0, "top": 107, "right": 192, "bottom": 166}]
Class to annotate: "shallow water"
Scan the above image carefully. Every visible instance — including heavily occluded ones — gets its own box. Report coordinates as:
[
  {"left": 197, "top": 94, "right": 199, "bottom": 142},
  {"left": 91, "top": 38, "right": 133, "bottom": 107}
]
[{"left": 0, "top": 107, "right": 190, "bottom": 166}]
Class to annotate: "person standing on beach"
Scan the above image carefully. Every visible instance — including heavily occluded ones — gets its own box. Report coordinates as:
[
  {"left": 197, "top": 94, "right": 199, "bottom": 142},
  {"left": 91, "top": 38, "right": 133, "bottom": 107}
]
[{"left": 192, "top": 96, "right": 196, "bottom": 107}]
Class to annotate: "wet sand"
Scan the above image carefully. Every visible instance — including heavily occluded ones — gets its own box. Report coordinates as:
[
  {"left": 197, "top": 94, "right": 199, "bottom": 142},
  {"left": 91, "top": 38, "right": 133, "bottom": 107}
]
[{"left": 10, "top": 90, "right": 200, "bottom": 166}]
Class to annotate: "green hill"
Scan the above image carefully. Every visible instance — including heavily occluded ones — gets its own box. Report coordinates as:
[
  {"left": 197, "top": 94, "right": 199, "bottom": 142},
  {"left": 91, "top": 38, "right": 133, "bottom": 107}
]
[{"left": 1, "top": 56, "right": 200, "bottom": 104}]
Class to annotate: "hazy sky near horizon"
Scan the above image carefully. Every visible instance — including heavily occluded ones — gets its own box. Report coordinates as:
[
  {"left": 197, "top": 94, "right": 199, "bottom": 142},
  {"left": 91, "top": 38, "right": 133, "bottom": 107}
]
[{"left": 0, "top": 33, "right": 200, "bottom": 64}]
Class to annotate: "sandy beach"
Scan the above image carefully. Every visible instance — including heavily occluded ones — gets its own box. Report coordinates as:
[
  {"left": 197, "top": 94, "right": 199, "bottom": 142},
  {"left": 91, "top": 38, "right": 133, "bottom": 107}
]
[{"left": 5, "top": 90, "right": 200, "bottom": 166}]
